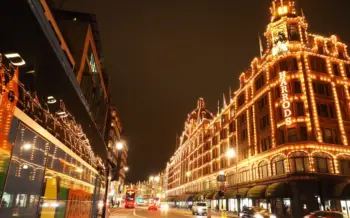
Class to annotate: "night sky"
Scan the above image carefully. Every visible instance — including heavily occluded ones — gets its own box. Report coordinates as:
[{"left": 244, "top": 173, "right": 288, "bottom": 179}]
[{"left": 61, "top": 0, "right": 350, "bottom": 182}]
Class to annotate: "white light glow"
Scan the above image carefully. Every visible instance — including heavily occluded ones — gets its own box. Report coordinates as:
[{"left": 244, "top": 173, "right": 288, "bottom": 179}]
[
  {"left": 22, "top": 143, "right": 32, "bottom": 150},
  {"left": 4, "top": 53, "right": 26, "bottom": 66},
  {"left": 47, "top": 96, "right": 57, "bottom": 104},
  {"left": 226, "top": 148, "right": 236, "bottom": 159},
  {"left": 116, "top": 142, "right": 123, "bottom": 150}
]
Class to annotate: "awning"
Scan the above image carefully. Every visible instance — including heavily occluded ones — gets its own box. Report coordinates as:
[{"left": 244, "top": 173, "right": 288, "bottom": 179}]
[
  {"left": 165, "top": 196, "right": 176, "bottom": 202},
  {"left": 265, "top": 183, "right": 291, "bottom": 198},
  {"left": 176, "top": 195, "right": 185, "bottom": 201},
  {"left": 193, "top": 191, "right": 207, "bottom": 201},
  {"left": 162, "top": 197, "right": 170, "bottom": 202},
  {"left": 247, "top": 185, "right": 268, "bottom": 198},
  {"left": 230, "top": 188, "right": 250, "bottom": 198},
  {"left": 224, "top": 189, "right": 235, "bottom": 198},
  {"left": 336, "top": 183, "right": 350, "bottom": 198},
  {"left": 187, "top": 195, "right": 195, "bottom": 202},
  {"left": 177, "top": 194, "right": 195, "bottom": 202},
  {"left": 205, "top": 190, "right": 216, "bottom": 200},
  {"left": 213, "top": 191, "right": 220, "bottom": 199},
  {"left": 193, "top": 194, "right": 201, "bottom": 201},
  {"left": 223, "top": 188, "right": 250, "bottom": 198}
]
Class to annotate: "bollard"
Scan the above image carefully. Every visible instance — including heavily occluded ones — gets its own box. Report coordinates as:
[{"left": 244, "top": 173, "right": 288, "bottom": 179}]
[{"left": 207, "top": 206, "right": 212, "bottom": 218}]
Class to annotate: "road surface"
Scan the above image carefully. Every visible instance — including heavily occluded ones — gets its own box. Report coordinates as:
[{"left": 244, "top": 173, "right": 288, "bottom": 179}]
[{"left": 110, "top": 207, "right": 223, "bottom": 218}]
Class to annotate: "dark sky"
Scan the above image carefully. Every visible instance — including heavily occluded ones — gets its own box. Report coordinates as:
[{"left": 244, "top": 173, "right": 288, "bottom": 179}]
[{"left": 61, "top": 0, "right": 350, "bottom": 182}]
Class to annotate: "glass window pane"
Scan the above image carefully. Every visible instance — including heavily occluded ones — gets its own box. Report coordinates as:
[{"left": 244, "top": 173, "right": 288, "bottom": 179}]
[
  {"left": 276, "top": 160, "right": 285, "bottom": 175},
  {"left": 317, "top": 158, "right": 328, "bottom": 173},
  {"left": 295, "top": 158, "right": 305, "bottom": 172},
  {"left": 0, "top": 124, "right": 48, "bottom": 217}
]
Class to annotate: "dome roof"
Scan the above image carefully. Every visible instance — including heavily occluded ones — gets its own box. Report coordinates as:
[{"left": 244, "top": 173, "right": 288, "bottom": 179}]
[
  {"left": 178, "top": 98, "right": 213, "bottom": 147},
  {"left": 185, "top": 98, "right": 213, "bottom": 125}
]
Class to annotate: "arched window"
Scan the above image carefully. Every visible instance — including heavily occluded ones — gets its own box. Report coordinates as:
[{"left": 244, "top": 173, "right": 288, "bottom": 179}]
[
  {"left": 227, "top": 173, "right": 235, "bottom": 185},
  {"left": 313, "top": 152, "right": 333, "bottom": 173},
  {"left": 271, "top": 156, "right": 285, "bottom": 176},
  {"left": 239, "top": 167, "right": 249, "bottom": 183},
  {"left": 258, "top": 160, "right": 269, "bottom": 179},
  {"left": 289, "top": 151, "right": 309, "bottom": 173},
  {"left": 338, "top": 155, "right": 350, "bottom": 175},
  {"left": 251, "top": 164, "right": 258, "bottom": 181}
]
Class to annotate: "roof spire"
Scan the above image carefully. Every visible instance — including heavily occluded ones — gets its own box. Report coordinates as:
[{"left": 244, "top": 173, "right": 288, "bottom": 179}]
[
  {"left": 229, "top": 86, "right": 233, "bottom": 99},
  {"left": 217, "top": 100, "right": 220, "bottom": 114},
  {"left": 223, "top": 93, "right": 227, "bottom": 108},
  {"left": 301, "top": 8, "right": 305, "bottom": 18},
  {"left": 258, "top": 33, "right": 264, "bottom": 58}
]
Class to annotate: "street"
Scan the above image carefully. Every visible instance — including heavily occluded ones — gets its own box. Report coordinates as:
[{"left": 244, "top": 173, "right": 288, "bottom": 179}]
[{"left": 109, "top": 207, "right": 227, "bottom": 218}]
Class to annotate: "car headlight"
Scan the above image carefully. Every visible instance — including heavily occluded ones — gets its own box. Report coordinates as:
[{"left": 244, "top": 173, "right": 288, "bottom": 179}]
[
  {"left": 270, "top": 215, "right": 277, "bottom": 218},
  {"left": 254, "top": 214, "right": 264, "bottom": 218},
  {"left": 198, "top": 208, "right": 203, "bottom": 212}
]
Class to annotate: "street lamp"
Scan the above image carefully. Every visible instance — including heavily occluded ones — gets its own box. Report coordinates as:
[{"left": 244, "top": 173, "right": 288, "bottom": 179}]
[
  {"left": 124, "top": 166, "right": 129, "bottom": 172},
  {"left": 226, "top": 148, "right": 236, "bottom": 159},
  {"left": 116, "top": 142, "right": 123, "bottom": 150},
  {"left": 149, "top": 176, "right": 154, "bottom": 181},
  {"left": 226, "top": 148, "right": 240, "bottom": 214},
  {"left": 154, "top": 176, "right": 160, "bottom": 182}
]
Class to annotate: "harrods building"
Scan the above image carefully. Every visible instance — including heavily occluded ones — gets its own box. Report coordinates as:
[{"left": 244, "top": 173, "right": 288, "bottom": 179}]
[{"left": 165, "top": 1, "right": 350, "bottom": 217}]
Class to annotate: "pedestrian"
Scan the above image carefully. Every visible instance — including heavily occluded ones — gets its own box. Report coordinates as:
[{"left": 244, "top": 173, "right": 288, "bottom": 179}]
[
  {"left": 207, "top": 206, "right": 212, "bottom": 218},
  {"left": 283, "top": 205, "right": 288, "bottom": 215}
]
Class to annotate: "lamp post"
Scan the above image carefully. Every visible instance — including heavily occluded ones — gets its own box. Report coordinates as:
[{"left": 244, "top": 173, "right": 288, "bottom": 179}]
[
  {"left": 226, "top": 148, "right": 240, "bottom": 214},
  {"left": 116, "top": 142, "right": 123, "bottom": 150}
]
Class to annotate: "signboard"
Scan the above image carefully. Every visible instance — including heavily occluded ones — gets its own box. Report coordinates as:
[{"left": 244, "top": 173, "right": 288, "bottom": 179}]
[{"left": 279, "top": 71, "right": 292, "bottom": 125}]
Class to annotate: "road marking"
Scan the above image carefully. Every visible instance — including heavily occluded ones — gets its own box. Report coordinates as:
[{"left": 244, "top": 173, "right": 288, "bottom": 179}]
[{"left": 133, "top": 209, "right": 148, "bottom": 218}]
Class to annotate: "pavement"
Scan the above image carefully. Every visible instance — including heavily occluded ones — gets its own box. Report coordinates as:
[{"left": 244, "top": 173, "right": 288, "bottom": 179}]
[{"left": 109, "top": 206, "right": 239, "bottom": 218}]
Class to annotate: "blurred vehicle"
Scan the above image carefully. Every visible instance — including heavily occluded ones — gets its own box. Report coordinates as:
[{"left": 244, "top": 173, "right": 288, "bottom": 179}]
[
  {"left": 148, "top": 204, "right": 158, "bottom": 211},
  {"left": 192, "top": 202, "right": 208, "bottom": 216},
  {"left": 160, "top": 203, "right": 169, "bottom": 211},
  {"left": 304, "top": 211, "right": 349, "bottom": 218},
  {"left": 124, "top": 189, "right": 136, "bottom": 209},
  {"left": 239, "top": 207, "right": 276, "bottom": 218}
]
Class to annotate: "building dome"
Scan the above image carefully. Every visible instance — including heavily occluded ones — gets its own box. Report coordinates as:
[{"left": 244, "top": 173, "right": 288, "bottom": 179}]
[{"left": 185, "top": 98, "right": 213, "bottom": 125}]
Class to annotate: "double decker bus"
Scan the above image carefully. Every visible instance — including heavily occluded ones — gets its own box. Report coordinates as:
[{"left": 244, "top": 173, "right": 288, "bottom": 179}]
[{"left": 125, "top": 189, "right": 136, "bottom": 208}]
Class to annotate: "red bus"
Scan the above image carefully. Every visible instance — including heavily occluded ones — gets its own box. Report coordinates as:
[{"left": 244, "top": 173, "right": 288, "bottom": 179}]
[{"left": 125, "top": 189, "right": 136, "bottom": 208}]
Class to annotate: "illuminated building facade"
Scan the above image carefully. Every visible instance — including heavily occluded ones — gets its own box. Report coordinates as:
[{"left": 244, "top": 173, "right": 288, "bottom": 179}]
[
  {"left": 105, "top": 106, "right": 128, "bottom": 203},
  {"left": 0, "top": 0, "right": 115, "bottom": 217},
  {"left": 166, "top": 1, "right": 350, "bottom": 217}
]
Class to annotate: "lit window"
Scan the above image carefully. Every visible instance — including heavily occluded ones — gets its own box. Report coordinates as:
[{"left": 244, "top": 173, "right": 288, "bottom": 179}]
[
  {"left": 339, "top": 157, "right": 350, "bottom": 175},
  {"left": 289, "top": 152, "right": 309, "bottom": 173},
  {"left": 313, "top": 153, "right": 333, "bottom": 173},
  {"left": 272, "top": 156, "right": 285, "bottom": 176}
]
